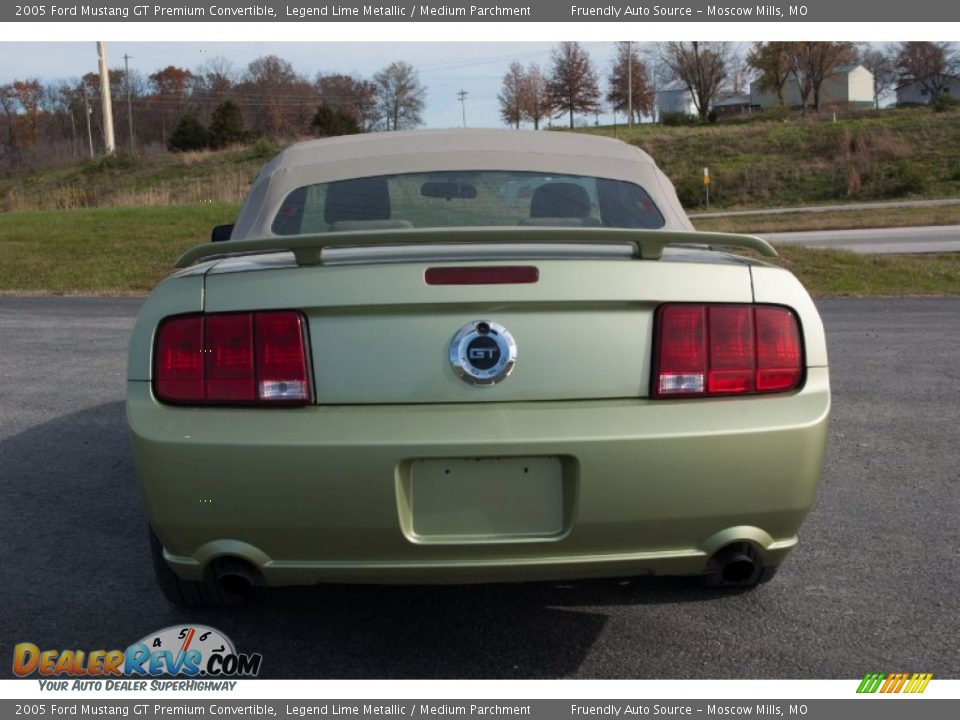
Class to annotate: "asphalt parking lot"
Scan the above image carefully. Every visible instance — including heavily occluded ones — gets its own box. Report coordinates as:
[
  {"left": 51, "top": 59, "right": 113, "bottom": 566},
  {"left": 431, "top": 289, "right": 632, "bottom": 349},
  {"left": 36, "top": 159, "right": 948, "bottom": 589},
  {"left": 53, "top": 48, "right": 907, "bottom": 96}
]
[{"left": 1, "top": 296, "right": 957, "bottom": 679}]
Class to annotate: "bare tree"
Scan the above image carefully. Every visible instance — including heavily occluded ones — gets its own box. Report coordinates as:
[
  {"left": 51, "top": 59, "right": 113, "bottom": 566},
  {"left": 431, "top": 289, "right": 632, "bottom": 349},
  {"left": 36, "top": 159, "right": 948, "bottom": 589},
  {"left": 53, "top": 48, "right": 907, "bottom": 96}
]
[
  {"left": 747, "top": 42, "right": 791, "bottom": 106},
  {"left": 662, "top": 41, "right": 729, "bottom": 121},
  {"left": 520, "top": 63, "right": 551, "bottom": 129},
  {"left": 545, "top": 42, "right": 601, "bottom": 129},
  {"left": 860, "top": 46, "right": 897, "bottom": 109},
  {"left": 607, "top": 42, "right": 654, "bottom": 123},
  {"left": 894, "top": 41, "right": 960, "bottom": 102},
  {"left": 373, "top": 61, "right": 426, "bottom": 131},
  {"left": 498, "top": 61, "right": 526, "bottom": 128},
  {"left": 726, "top": 46, "right": 752, "bottom": 97}
]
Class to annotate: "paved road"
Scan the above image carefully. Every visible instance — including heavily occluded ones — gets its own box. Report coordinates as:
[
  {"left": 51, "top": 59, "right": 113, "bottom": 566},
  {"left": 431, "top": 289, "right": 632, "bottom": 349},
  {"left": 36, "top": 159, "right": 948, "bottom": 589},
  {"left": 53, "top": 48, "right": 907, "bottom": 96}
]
[
  {"left": 760, "top": 224, "right": 960, "bottom": 254},
  {"left": 690, "top": 197, "right": 960, "bottom": 219},
  {"left": 1, "top": 297, "right": 958, "bottom": 679}
]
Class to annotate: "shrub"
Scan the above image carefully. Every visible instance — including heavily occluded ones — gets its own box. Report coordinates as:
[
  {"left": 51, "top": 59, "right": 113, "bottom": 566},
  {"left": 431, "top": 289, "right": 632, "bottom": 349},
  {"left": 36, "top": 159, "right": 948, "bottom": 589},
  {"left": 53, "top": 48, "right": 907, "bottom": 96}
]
[
  {"left": 932, "top": 93, "right": 960, "bottom": 113},
  {"left": 660, "top": 112, "right": 696, "bottom": 127},
  {"left": 208, "top": 101, "right": 246, "bottom": 149},
  {"left": 168, "top": 114, "right": 209, "bottom": 152},
  {"left": 310, "top": 104, "right": 361, "bottom": 137}
]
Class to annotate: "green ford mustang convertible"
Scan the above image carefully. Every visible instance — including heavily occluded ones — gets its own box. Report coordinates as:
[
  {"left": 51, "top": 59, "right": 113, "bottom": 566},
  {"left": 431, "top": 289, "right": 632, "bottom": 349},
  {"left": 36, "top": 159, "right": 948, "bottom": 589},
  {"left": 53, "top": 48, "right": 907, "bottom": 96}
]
[{"left": 127, "top": 129, "right": 830, "bottom": 606}]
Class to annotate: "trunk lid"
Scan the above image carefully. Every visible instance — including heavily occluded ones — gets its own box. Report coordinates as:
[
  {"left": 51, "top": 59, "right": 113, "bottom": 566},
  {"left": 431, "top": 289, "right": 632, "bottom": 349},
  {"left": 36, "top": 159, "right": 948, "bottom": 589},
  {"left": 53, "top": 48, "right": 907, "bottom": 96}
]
[{"left": 203, "top": 248, "right": 755, "bottom": 404}]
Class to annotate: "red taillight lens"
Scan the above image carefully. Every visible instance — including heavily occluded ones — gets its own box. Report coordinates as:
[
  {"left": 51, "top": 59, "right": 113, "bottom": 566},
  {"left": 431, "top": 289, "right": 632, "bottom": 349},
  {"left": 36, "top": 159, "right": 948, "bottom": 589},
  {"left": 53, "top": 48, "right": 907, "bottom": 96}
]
[
  {"left": 255, "top": 311, "right": 310, "bottom": 402},
  {"left": 755, "top": 306, "right": 803, "bottom": 392},
  {"left": 653, "top": 304, "right": 802, "bottom": 398},
  {"left": 205, "top": 313, "right": 254, "bottom": 401},
  {"left": 154, "top": 311, "right": 310, "bottom": 405},
  {"left": 155, "top": 316, "right": 204, "bottom": 402}
]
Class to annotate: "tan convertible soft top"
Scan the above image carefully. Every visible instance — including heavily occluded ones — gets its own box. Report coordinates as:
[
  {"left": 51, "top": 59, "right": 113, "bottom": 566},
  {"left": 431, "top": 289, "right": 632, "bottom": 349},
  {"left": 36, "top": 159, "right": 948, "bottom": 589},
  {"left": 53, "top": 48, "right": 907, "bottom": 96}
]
[{"left": 231, "top": 129, "right": 695, "bottom": 239}]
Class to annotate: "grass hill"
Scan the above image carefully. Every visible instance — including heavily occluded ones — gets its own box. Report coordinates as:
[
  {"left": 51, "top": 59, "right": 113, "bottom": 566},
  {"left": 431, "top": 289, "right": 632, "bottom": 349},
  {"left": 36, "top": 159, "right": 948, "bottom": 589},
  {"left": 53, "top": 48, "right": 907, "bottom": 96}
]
[
  {"left": 584, "top": 106, "right": 960, "bottom": 209},
  {"left": 2, "top": 107, "right": 960, "bottom": 214}
]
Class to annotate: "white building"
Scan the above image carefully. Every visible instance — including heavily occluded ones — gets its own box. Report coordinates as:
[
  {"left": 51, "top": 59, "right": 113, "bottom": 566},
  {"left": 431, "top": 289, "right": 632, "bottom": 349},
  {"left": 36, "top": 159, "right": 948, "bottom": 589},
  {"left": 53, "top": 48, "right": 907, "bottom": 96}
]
[
  {"left": 656, "top": 81, "right": 699, "bottom": 117},
  {"left": 895, "top": 74, "right": 960, "bottom": 105},
  {"left": 750, "top": 64, "right": 875, "bottom": 109}
]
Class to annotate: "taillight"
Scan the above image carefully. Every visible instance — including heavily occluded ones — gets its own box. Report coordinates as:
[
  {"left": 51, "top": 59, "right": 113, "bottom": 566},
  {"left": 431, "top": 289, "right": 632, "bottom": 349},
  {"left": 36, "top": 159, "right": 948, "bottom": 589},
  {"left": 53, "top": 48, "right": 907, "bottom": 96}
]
[
  {"left": 653, "top": 304, "right": 802, "bottom": 398},
  {"left": 154, "top": 311, "right": 311, "bottom": 405}
]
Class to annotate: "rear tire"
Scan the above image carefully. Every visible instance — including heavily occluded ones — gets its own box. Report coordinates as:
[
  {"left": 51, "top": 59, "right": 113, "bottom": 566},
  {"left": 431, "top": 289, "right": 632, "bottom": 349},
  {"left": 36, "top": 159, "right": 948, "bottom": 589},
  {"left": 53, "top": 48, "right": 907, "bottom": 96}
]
[{"left": 149, "top": 527, "right": 249, "bottom": 607}]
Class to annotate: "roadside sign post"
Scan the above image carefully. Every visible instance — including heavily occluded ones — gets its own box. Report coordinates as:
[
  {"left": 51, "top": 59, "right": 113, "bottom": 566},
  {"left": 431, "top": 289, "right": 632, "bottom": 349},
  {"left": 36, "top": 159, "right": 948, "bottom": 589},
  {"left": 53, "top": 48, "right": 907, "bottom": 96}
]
[{"left": 704, "top": 167, "right": 710, "bottom": 209}]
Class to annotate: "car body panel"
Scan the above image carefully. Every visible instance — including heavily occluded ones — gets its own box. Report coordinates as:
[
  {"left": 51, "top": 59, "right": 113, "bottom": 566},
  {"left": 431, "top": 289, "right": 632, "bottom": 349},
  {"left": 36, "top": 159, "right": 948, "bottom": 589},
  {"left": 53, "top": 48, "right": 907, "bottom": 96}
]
[
  {"left": 127, "top": 129, "right": 831, "bottom": 590},
  {"left": 128, "top": 366, "right": 829, "bottom": 584}
]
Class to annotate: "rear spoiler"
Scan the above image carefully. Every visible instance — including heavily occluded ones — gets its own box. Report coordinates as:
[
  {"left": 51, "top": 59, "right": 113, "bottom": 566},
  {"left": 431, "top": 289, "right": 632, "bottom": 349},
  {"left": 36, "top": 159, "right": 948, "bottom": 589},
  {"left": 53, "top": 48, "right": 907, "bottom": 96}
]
[{"left": 174, "top": 226, "right": 777, "bottom": 268}]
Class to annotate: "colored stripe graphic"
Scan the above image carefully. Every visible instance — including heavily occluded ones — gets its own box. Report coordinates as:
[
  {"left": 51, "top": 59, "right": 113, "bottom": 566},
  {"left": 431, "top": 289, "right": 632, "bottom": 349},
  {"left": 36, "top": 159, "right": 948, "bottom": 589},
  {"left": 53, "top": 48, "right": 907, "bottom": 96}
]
[{"left": 857, "top": 673, "right": 932, "bottom": 693}]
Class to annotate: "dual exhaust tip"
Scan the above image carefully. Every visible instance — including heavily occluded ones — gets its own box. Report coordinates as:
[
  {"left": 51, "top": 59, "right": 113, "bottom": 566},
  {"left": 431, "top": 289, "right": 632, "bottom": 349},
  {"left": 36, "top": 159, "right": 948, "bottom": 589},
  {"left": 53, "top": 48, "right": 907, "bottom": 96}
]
[
  {"left": 211, "top": 558, "right": 259, "bottom": 599},
  {"left": 704, "top": 542, "right": 765, "bottom": 587}
]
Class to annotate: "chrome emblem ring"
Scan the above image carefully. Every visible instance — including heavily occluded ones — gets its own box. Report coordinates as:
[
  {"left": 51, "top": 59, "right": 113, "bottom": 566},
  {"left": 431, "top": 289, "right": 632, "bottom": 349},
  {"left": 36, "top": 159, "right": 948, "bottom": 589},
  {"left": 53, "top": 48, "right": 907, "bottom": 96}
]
[{"left": 449, "top": 320, "right": 517, "bottom": 386}]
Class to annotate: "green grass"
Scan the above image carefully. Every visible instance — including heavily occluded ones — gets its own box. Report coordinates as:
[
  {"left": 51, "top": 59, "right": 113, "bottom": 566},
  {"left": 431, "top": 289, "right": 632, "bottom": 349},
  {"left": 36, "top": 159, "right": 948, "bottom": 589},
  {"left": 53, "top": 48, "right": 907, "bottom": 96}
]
[
  {"left": 0, "top": 204, "right": 239, "bottom": 294},
  {"left": 1, "top": 204, "right": 957, "bottom": 296},
  {"left": 0, "top": 141, "right": 276, "bottom": 212},
  {"left": 772, "top": 246, "right": 960, "bottom": 296}
]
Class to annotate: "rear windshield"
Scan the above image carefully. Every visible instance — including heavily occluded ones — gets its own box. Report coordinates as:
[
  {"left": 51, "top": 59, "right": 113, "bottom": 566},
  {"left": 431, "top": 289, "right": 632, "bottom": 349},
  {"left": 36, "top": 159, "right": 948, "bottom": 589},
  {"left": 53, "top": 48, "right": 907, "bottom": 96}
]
[{"left": 271, "top": 170, "right": 666, "bottom": 235}]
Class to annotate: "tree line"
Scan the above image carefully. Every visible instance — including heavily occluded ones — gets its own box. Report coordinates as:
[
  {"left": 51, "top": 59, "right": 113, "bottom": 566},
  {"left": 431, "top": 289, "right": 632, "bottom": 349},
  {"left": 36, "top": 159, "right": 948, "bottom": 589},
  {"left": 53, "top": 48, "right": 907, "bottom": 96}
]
[
  {"left": 498, "top": 40, "right": 959, "bottom": 127},
  {"left": 0, "top": 55, "right": 427, "bottom": 172}
]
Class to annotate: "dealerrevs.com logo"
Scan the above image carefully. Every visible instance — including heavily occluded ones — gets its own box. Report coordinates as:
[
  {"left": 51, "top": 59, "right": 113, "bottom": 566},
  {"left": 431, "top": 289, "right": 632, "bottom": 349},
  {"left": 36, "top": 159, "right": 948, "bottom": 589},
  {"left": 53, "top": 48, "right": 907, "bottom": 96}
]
[{"left": 13, "top": 625, "right": 262, "bottom": 689}]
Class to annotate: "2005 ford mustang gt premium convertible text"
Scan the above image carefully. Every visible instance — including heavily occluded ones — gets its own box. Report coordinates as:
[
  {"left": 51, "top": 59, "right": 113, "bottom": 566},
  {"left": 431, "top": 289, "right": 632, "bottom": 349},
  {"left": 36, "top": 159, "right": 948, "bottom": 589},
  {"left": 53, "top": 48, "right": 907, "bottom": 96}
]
[{"left": 127, "top": 130, "right": 830, "bottom": 606}]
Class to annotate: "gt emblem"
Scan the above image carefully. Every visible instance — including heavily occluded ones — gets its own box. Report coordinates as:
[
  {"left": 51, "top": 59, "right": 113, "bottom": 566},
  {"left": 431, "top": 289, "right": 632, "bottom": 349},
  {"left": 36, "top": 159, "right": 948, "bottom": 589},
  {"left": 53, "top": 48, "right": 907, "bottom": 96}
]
[{"left": 449, "top": 320, "right": 517, "bottom": 386}]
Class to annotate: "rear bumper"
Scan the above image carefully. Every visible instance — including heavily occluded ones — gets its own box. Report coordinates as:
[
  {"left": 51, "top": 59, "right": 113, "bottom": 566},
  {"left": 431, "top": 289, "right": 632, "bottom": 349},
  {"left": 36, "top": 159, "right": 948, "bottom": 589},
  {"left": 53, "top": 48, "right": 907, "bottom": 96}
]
[{"left": 127, "top": 368, "right": 830, "bottom": 584}]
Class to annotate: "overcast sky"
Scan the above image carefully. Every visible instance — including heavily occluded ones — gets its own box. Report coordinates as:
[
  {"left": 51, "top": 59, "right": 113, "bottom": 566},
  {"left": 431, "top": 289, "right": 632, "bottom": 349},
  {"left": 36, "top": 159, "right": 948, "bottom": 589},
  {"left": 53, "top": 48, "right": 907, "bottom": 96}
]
[{"left": 0, "top": 41, "right": 630, "bottom": 128}]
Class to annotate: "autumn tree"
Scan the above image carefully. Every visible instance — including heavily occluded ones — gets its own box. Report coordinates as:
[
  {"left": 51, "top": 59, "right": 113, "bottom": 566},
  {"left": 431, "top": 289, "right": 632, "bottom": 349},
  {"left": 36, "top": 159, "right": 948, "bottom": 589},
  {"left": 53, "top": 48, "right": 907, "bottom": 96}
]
[
  {"left": 747, "top": 42, "right": 792, "bottom": 106},
  {"left": 894, "top": 41, "right": 960, "bottom": 101},
  {"left": 373, "top": 61, "right": 426, "bottom": 131},
  {"left": 316, "top": 73, "right": 380, "bottom": 130},
  {"left": 148, "top": 65, "right": 193, "bottom": 115},
  {"left": 546, "top": 42, "right": 601, "bottom": 128},
  {"left": 238, "top": 55, "right": 315, "bottom": 137},
  {"left": 662, "top": 41, "right": 730, "bottom": 121},
  {"left": 498, "top": 62, "right": 526, "bottom": 128},
  {"left": 606, "top": 42, "right": 654, "bottom": 123},
  {"left": 860, "top": 47, "right": 897, "bottom": 109},
  {"left": 786, "top": 42, "right": 857, "bottom": 112},
  {"left": 520, "top": 63, "right": 551, "bottom": 129}
]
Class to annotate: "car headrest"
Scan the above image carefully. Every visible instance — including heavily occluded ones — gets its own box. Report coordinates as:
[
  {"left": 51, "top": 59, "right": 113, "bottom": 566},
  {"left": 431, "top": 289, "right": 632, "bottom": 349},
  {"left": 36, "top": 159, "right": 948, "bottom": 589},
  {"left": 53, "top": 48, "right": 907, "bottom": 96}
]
[
  {"left": 529, "top": 182, "right": 592, "bottom": 219},
  {"left": 324, "top": 177, "right": 391, "bottom": 225}
]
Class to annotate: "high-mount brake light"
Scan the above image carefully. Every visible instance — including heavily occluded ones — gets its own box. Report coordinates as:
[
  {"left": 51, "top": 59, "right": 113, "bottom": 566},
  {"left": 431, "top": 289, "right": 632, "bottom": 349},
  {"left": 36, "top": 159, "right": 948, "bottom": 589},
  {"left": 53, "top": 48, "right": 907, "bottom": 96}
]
[
  {"left": 653, "top": 304, "right": 802, "bottom": 398},
  {"left": 154, "top": 311, "right": 310, "bottom": 405},
  {"left": 425, "top": 266, "right": 539, "bottom": 285}
]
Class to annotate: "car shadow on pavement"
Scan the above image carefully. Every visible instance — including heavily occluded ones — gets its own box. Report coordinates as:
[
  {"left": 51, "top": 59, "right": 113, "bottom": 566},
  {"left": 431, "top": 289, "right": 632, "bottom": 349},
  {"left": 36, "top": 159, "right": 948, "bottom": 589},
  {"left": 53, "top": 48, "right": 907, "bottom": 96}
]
[{"left": 1, "top": 401, "right": 740, "bottom": 680}]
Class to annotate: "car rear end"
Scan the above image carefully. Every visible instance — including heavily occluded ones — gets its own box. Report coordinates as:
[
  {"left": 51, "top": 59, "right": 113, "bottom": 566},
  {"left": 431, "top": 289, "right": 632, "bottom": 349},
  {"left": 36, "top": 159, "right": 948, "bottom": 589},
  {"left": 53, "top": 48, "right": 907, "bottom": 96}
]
[{"left": 127, "top": 245, "right": 830, "bottom": 595}]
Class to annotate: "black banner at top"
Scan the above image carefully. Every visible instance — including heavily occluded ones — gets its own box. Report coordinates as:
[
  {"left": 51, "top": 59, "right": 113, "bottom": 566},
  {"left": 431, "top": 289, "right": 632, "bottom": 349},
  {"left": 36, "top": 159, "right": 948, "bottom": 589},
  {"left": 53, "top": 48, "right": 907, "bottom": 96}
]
[{"left": 5, "top": 1, "right": 960, "bottom": 23}]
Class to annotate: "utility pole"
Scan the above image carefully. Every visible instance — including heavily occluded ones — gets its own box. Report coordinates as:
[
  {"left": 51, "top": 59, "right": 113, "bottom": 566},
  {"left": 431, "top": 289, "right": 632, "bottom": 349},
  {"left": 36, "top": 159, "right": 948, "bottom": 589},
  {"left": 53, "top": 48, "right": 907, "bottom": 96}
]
[
  {"left": 627, "top": 41, "right": 633, "bottom": 130},
  {"left": 457, "top": 89, "right": 468, "bottom": 128},
  {"left": 96, "top": 41, "right": 116, "bottom": 155},
  {"left": 83, "top": 84, "right": 94, "bottom": 158},
  {"left": 123, "top": 53, "right": 135, "bottom": 153}
]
